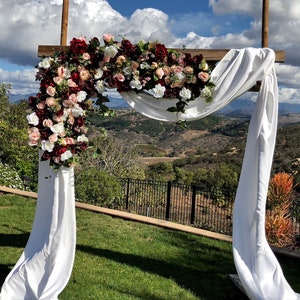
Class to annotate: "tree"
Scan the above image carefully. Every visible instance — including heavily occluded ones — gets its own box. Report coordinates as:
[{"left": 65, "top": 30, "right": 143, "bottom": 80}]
[
  {"left": 77, "top": 131, "right": 145, "bottom": 179},
  {"left": 0, "top": 84, "right": 38, "bottom": 191}
]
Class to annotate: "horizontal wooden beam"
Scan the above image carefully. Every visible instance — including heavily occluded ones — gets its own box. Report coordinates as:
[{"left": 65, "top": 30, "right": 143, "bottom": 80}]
[{"left": 37, "top": 45, "right": 285, "bottom": 63}]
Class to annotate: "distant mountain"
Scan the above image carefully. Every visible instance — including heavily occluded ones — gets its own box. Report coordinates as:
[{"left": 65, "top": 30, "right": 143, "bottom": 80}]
[{"left": 9, "top": 94, "right": 300, "bottom": 114}]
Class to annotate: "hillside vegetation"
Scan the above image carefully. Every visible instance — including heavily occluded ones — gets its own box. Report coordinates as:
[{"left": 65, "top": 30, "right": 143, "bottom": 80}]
[{"left": 87, "top": 109, "right": 300, "bottom": 192}]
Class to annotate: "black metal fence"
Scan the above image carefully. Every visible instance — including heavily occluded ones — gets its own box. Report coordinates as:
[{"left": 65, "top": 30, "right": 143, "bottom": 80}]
[{"left": 108, "top": 178, "right": 300, "bottom": 238}]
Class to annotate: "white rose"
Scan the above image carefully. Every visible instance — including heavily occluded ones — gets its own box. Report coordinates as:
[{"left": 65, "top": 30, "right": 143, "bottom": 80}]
[
  {"left": 201, "top": 86, "right": 213, "bottom": 99},
  {"left": 94, "top": 68, "right": 103, "bottom": 80},
  {"left": 50, "top": 123, "right": 65, "bottom": 135},
  {"left": 77, "top": 91, "right": 87, "bottom": 102},
  {"left": 129, "top": 79, "right": 142, "bottom": 90},
  {"left": 41, "top": 140, "right": 55, "bottom": 152},
  {"left": 179, "top": 87, "right": 191, "bottom": 100},
  {"left": 71, "top": 104, "right": 84, "bottom": 117},
  {"left": 38, "top": 57, "right": 53, "bottom": 69},
  {"left": 77, "top": 134, "right": 89, "bottom": 143},
  {"left": 152, "top": 84, "right": 166, "bottom": 98},
  {"left": 95, "top": 80, "right": 105, "bottom": 93},
  {"left": 61, "top": 150, "right": 73, "bottom": 161},
  {"left": 26, "top": 112, "right": 39, "bottom": 126},
  {"left": 104, "top": 45, "right": 118, "bottom": 58}
]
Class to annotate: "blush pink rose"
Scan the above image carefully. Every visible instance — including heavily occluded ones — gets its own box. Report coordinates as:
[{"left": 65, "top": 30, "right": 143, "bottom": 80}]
[
  {"left": 82, "top": 53, "right": 90, "bottom": 60},
  {"left": 155, "top": 68, "right": 164, "bottom": 79},
  {"left": 43, "top": 119, "right": 53, "bottom": 128},
  {"left": 46, "top": 97, "right": 56, "bottom": 107},
  {"left": 79, "top": 69, "right": 91, "bottom": 81},
  {"left": 198, "top": 72, "right": 210, "bottom": 82},
  {"left": 114, "top": 73, "right": 125, "bottom": 82},
  {"left": 28, "top": 127, "right": 40, "bottom": 145},
  {"left": 68, "top": 79, "right": 78, "bottom": 87},
  {"left": 48, "top": 133, "right": 58, "bottom": 143},
  {"left": 103, "top": 33, "right": 114, "bottom": 43},
  {"left": 53, "top": 77, "right": 64, "bottom": 85},
  {"left": 46, "top": 86, "right": 56, "bottom": 96},
  {"left": 36, "top": 101, "right": 46, "bottom": 109},
  {"left": 57, "top": 66, "right": 67, "bottom": 78}
]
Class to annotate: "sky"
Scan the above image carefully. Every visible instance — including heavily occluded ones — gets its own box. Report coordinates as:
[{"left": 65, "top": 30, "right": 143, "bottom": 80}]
[{"left": 0, "top": 0, "right": 300, "bottom": 104}]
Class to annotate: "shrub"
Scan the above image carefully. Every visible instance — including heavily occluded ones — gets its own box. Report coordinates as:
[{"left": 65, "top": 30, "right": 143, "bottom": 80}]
[
  {"left": 266, "top": 172, "right": 296, "bottom": 248},
  {"left": 0, "top": 162, "right": 25, "bottom": 190},
  {"left": 75, "top": 168, "right": 122, "bottom": 208}
]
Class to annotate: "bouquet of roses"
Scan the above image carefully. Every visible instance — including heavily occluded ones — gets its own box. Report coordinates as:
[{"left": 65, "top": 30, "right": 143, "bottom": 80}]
[{"left": 27, "top": 34, "right": 214, "bottom": 169}]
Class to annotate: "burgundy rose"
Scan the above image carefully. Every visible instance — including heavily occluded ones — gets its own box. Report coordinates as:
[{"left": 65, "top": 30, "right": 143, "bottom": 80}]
[
  {"left": 74, "top": 116, "right": 85, "bottom": 127},
  {"left": 41, "top": 151, "right": 52, "bottom": 161},
  {"left": 70, "top": 38, "right": 88, "bottom": 55},
  {"left": 79, "top": 142, "right": 88, "bottom": 151},
  {"left": 192, "top": 54, "right": 203, "bottom": 65},
  {"left": 121, "top": 39, "right": 137, "bottom": 57},
  {"left": 28, "top": 96, "right": 38, "bottom": 108},
  {"left": 155, "top": 44, "right": 168, "bottom": 61},
  {"left": 71, "top": 71, "right": 80, "bottom": 83}
]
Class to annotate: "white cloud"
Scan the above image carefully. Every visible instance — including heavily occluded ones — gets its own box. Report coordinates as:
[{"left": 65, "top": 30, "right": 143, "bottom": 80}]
[
  {"left": 0, "top": 67, "right": 38, "bottom": 94},
  {"left": 0, "top": 0, "right": 299, "bottom": 103}
]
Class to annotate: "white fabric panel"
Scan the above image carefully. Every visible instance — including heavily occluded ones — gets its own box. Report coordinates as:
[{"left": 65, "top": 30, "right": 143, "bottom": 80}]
[
  {"left": 122, "top": 48, "right": 300, "bottom": 300},
  {"left": 0, "top": 154, "right": 76, "bottom": 300}
]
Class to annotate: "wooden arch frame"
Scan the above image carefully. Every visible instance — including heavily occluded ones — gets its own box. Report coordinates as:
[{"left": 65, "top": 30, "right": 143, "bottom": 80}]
[{"left": 37, "top": 0, "right": 285, "bottom": 92}]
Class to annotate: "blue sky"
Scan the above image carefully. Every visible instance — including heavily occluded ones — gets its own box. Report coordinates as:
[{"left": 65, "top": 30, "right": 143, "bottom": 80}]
[{"left": 0, "top": 0, "right": 299, "bottom": 103}]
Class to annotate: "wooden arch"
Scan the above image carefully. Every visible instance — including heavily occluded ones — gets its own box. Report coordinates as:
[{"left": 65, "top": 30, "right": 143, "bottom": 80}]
[{"left": 38, "top": 0, "right": 285, "bottom": 62}]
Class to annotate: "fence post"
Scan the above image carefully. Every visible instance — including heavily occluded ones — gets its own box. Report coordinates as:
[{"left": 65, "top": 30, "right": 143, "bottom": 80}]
[
  {"left": 165, "top": 181, "right": 172, "bottom": 220},
  {"left": 191, "top": 185, "right": 196, "bottom": 224},
  {"left": 125, "top": 178, "right": 130, "bottom": 210}
]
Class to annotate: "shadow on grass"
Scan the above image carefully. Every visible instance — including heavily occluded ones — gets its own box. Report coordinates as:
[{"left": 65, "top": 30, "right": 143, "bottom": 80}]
[
  {"left": 76, "top": 244, "right": 248, "bottom": 300},
  {"left": 0, "top": 233, "right": 29, "bottom": 248}
]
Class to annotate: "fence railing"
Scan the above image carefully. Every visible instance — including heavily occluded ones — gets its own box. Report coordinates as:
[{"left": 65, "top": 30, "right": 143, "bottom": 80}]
[
  {"left": 110, "top": 178, "right": 235, "bottom": 235},
  {"left": 108, "top": 178, "right": 300, "bottom": 238}
]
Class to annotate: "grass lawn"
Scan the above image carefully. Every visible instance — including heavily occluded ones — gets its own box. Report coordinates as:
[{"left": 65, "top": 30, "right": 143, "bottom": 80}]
[{"left": 0, "top": 194, "right": 299, "bottom": 299}]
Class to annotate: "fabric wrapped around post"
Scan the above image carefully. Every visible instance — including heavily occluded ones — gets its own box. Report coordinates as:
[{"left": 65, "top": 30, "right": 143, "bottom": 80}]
[
  {"left": 122, "top": 48, "right": 300, "bottom": 300},
  {"left": 0, "top": 152, "right": 76, "bottom": 300}
]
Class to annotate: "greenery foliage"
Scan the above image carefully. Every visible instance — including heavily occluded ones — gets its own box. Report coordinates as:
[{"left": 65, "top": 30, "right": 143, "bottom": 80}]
[
  {"left": 0, "top": 84, "right": 38, "bottom": 191},
  {"left": 0, "top": 162, "right": 25, "bottom": 190},
  {"left": 75, "top": 168, "right": 122, "bottom": 207}
]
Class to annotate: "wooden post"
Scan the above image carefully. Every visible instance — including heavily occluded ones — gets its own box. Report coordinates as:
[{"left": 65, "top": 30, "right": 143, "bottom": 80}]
[
  {"left": 60, "top": 0, "right": 69, "bottom": 46},
  {"left": 262, "top": 0, "right": 269, "bottom": 48}
]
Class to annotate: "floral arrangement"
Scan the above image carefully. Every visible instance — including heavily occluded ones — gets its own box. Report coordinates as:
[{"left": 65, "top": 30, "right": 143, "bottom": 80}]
[{"left": 27, "top": 34, "right": 215, "bottom": 169}]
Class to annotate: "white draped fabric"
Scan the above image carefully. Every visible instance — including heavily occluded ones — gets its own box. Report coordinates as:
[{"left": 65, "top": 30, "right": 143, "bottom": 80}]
[
  {"left": 1, "top": 48, "right": 299, "bottom": 300},
  {"left": 0, "top": 154, "right": 76, "bottom": 300},
  {"left": 122, "top": 48, "right": 300, "bottom": 300}
]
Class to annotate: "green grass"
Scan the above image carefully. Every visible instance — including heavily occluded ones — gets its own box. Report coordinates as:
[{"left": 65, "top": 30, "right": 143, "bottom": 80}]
[{"left": 1, "top": 194, "right": 299, "bottom": 299}]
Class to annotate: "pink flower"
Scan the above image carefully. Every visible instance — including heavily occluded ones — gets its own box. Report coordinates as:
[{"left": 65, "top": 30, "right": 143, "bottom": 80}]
[
  {"left": 48, "top": 133, "right": 58, "bottom": 143},
  {"left": 28, "top": 127, "right": 40, "bottom": 146},
  {"left": 116, "top": 55, "right": 126, "bottom": 65},
  {"left": 155, "top": 68, "right": 164, "bottom": 79},
  {"left": 198, "top": 72, "right": 210, "bottom": 82},
  {"left": 68, "top": 79, "right": 78, "bottom": 87},
  {"left": 163, "top": 66, "right": 171, "bottom": 76},
  {"left": 36, "top": 101, "right": 46, "bottom": 110},
  {"left": 103, "top": 33, "right": 114, "bottom": 43},
  {"left": 57, "top": 66, "right": 67, "bottom": 78},
  {"left": 82, "top": 53, "right": 90, "bottom": 60},
  {"left": 46, "top": 86, "right": 56, "bottom": 97},
  {"left": 79, "top": 69, "right": 91, "bottom": 81},
  {"left": 171, "top": 65, "right": 183, "bottom": 74},
  {"left": 53, "top": 76, "right": 64, "bottom": 85},
  {"left": 43, "top": 119, "right": 53, "bottom": 128},
  {"left": 46, "top": 97, "right": 56, "bottom": 107},
  {"left": 114, "top": 73, "right": 125, "bottom": 82},
  {"left": 184, "top": 66, "right": 194, "bottom": 74}
]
